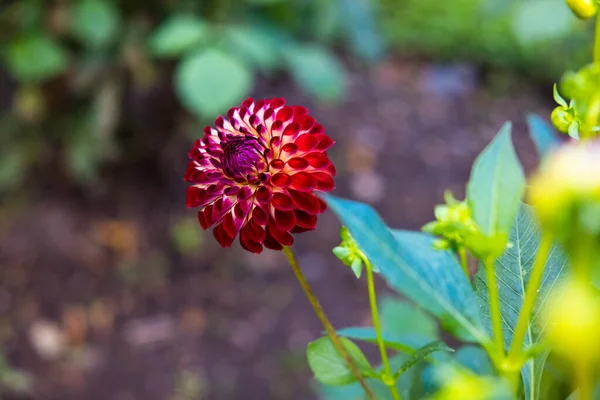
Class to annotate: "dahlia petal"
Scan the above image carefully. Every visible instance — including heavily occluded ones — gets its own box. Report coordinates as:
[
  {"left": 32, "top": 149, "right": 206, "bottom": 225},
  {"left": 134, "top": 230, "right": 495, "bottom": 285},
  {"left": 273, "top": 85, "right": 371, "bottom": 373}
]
[
  {"left": 238, "top": 186, "right": 253, "bottom": 200},
  {"left": 211, "top": 197, "right": 236, "bottom": 224},
  {"left": 317, "top": 198, "right": 327, "bottom": 213},
  {"left": 291, "top": 226, "right": 312, "bottom": 233},
  {"left": 283, "top": 122, "right": 300, "bottom": 137},
  {"left": 255, "top": 99, "right": 266, "bottom": 111},
  {"left": 198, "top": 208, "right": 211, "bottom": 229},
  {"left": 281, "top": 143, "right": 298, "bottom": 157},
  {"left": 271, "top": 173, "right": 291, "bottom": 188},
  {"left": 290, "top": 172, "right": 317, "bottom": 191},
  {"left": 240, "top": 234, "right": 263, "bottom": 254},
  {"left": 304, "top": 153, "right": 330, "bottom": 169},
  {"left": 267, "top": 219, "right": 294, "bottom": 246},
  {"left": 274, "top": 209, "right": 296, "bottom": 231},
  {"left": 215, "top": 116, "right": 225, "bottom": 129},
  {"left": 263, "top": 232, "right": 284, "bottom": 250},
  {"left": 187, "top": 186, "right": 221, "bottom": 208},
  {"left": 272, "top": 192, "right": 294, "bottom": 211},
  {"left": 213, "top": 223, "right": 235, "bottom": 248},
  {"left": 276, "top": 107, "right": 293, "bottom": 122},
  {"left": 295, "top": 134, "right": 318, "bottom": 152},
  {"left": 268, "top": 98, "right": 285, "bottom": 109},
  {"left": 292, "top": 106, "right": 308, "bottom": 117},
  {"left": 263, "top": 108, "right": 274, "bottom": 121},
  {"left": 315, "top": 134, "right": 335, "bottom": 151},
  {"left": 288, "top": 189, "right": 322, "bottom": 214},
  {"left": 309, "top": 124, "right": 324, "bottom": 135},
  {"left": 252, "top": 206, "right": 268, "bottom": 225},
  {"left": 256, "top": 186, "right": 272, "bottom": 203},
  {"left": 295, "top": 210, "right": 318, "bottom": 229},
  {"left": 287, "top": 158, "right": 309, "bottom": 170},
  {"left": 242, "top": 98, "right": 254, "bottom": 108},
  {"left": 313, "top": 172, "right": 335, "bottom": 191},
  {"left": 270, "top": 159, "right": 285, "bottom": 171},
  {"left": 243, "top": 219, "right": 266, "bottom": 242},
  {"left": 271, "top": 120, "right": 283, "bottom": 135},
  {"left": 224, "top": 186, "right": 240, "bottom": 196},
  {"left": 298, "top": 116, "right": 315, "bottom": 131},
  {"left": 327, "top": 163, "right": 337, "bottom": 175}
]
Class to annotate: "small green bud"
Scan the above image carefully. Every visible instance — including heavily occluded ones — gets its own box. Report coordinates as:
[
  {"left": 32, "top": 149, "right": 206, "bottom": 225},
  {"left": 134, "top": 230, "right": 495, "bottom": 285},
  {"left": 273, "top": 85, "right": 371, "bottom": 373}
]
[
  {"left": 551, "top": 107, "right": 572, "bottom": 133},
  {"left": 566, "top": 0, "right": 599, "bottom": 19},
  {"left": 332, "top": 226, "right": 375, "bottom": 278}
]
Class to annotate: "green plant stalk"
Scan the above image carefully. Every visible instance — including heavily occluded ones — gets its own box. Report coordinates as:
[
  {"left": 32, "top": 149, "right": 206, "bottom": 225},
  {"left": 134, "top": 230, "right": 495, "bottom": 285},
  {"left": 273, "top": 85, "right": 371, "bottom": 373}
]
[
  {"left": 484, "top": 256, "right": 505, "bottom": 361},
  {"left": 458, "top": 247, "right": 469, "bottom": 277},
  {"left": 595, "top": 13, "right": 600, "bottom": 64},
  {"left": 364, "top": 256, "right": 402, "bottom": 400},
  {"left": 283, "top": 246, "right": 375, "bottom": 400},
  {"left": 576, "top": 359, "right": 592, "bottom": 400},
  {"left": 507, "top": 234, "right": 553, "bottom": 363}
]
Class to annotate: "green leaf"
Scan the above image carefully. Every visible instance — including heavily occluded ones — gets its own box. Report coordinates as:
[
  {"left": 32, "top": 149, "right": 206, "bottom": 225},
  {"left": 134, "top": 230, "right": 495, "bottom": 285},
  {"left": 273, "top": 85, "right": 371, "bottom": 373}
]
[
  {"left": 380, "top": 296, "right": 439, "bottom": 339},
  {"left": 324, "top": 195, "right": 488, "bottom": 344},
  {"left": 282, "top": 44, "right": 346, "bottom": 102},
  {"left": 527, "top": 113, "right": 561, "bottom": 160},
  {"left": 223, "top": 24, "right": 280, "bottom": 70},
  {"left": 148, "top": 15, "right": 210, "bottom": 58},
  {"left": 394, "top": 341, "right": 454, "bottom": 378},
  {"left": 175, "top": 49, "right": 252, "bottom": 118},
  {"left": 306, "top": 336, "right": 374, "bottom": 386},
  {"left": 467, "top": 122, "right": 525, "bottom": 239},
  {"left": 5, "top": 35, "right": 68, "bottom": 83},
  {"left": 454, "top": 345, "right": 494, "bottom": 375},
  {"left": 511, "top": 0, "right": 573, "bottom": 45},
  {"left": 318, "top": 353, "right": 428, "bottom": 400},
  {"left": 71, "top": 0, "right": 121, "bottom": 49},
  {"left": 339, "top": 0, "right": 384, "bottom": 61},
  {"left": 473, "top": 205, "right": 568, "bottom": 400},
  {"left": 337, "top": 327, "right": 430, "bottom": 354}
]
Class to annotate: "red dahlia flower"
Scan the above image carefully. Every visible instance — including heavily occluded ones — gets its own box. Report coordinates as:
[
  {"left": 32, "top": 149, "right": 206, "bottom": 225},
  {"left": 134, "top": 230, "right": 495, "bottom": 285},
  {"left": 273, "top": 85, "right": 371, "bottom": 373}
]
[{"left": 185, "top": 98, "right": 336, "bottom": 253}]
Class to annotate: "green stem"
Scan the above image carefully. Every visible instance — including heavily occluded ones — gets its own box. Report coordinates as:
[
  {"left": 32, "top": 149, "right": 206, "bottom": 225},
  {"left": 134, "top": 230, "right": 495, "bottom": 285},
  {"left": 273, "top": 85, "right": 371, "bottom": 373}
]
[
  {"left": 507, "top": 234, "right": 553, "bottom": 362},
  {"left": 484, "top": 256, "right": 504, "bottom": 361},
  {"left": 594, "top": 12, "right": 600, "bottom": 64},
  {"left": 364, "top": 257, "right": 402, "bottom": 400},
  {"left": 576, "top": 359, "right": 592, "bottom": 400},
  {"left": 458, "top": 247, "right": 469, "bottom": 278},
  {"left": 283, "top": 246, "right": 375, "bottom": 400}
]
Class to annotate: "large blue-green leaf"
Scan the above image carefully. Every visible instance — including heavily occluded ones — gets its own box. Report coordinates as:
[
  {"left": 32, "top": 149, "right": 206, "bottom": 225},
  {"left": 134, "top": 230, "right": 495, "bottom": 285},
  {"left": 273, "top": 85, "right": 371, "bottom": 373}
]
[
  {"left": 527, "top": 113, "right": 561, "bottom": 159},
  {"left": 148, "top": 15, "right": 210, "bottom": 58},
  {"left": 324, "top": 195, "right": 487, "bottom": 344},
  {"left": 282, "top": 44, "right": 347, "bottom": 102},
  {"left": 223, "top": 24, "right": 281, "bottom": 70},
  {"left": 175, "top": 49, "right": 252, "bottom": 118},
  {"left": 467, "top": 123, "right": 525, "bottom": 238},
  {"left": 338, "top": 327, "right": 427, "bottom": 353},
  {"left": 474, "top": 205, "right": 568, "bottom": 400},
  {"left": 339, "top": 0, "right": 385, "bottom": 61},
  {"left": 380, "top": 296, "right": 439, "bottom": 339}
]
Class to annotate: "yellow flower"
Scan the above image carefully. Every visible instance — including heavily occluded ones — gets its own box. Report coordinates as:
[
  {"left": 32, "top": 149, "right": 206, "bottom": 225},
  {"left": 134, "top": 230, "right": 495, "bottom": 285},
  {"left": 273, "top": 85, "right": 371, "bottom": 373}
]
[
  {"left": 544, "top": 278, "right": 600, "bottom": 362},
  {"left": 430, "top": 366, "right": 513, "bottom": 400}
]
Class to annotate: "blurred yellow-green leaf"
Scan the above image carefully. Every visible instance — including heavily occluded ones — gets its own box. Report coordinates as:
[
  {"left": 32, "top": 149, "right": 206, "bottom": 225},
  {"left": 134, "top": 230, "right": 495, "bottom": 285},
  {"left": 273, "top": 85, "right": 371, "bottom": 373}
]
[
  {"left": 5, "top": 35, "right": 68, "bottom": 83},
  {"left": 283, "top": 44, "right": 347, "bottom": 102},
  {"left": 71, "top": 0, "right": 121, "bottom": 49}
]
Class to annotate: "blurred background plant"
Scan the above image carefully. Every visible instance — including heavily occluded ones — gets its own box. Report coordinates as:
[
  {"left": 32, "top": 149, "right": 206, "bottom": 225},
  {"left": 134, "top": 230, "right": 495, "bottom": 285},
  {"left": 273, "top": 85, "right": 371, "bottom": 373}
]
[{"left": 0, "top": 0, "right": 383, "bottom": 192}]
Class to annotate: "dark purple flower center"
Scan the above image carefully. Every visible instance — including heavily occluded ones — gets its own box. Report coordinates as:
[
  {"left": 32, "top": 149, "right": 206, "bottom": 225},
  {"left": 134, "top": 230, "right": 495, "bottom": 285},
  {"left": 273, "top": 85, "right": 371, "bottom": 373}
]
[{"left": 221, "top": 136, "right": 262, "bottom": 180}]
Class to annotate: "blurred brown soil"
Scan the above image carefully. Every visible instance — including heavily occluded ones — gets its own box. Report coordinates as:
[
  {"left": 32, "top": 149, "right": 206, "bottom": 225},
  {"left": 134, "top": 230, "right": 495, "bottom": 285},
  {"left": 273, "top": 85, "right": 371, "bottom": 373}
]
[{"left": 0, "top": 58, "right": 553, "bottom": 400}]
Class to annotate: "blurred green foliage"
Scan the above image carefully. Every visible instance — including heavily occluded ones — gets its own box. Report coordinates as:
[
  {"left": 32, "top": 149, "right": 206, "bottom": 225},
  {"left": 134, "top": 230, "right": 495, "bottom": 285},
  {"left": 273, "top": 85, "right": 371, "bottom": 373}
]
[
  {"left": 0, "top": 0, "right": 383, "bottom": 191},
  {"left": 379, "top": 0, "right": 592, "bottom": 80}
]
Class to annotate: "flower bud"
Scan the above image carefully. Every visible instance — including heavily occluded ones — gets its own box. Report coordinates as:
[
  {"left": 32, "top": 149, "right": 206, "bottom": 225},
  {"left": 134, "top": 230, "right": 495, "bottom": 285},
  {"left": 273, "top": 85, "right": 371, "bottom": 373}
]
[
  {"left": 566, "top": 0, "right": 599, "bottom": 19},
  {"left": 332, "top": 227, "right": 369, "bottom": 278},
  {"left": 528, "top": 141, "right": 600, "bottom": 245},
  {"left": 544, "top": 278, "right": 600, "bottom": 362}
]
